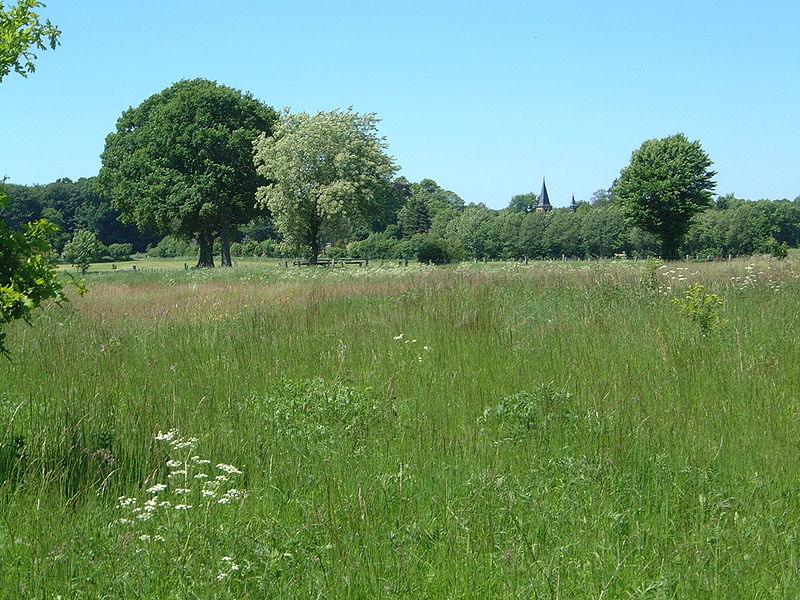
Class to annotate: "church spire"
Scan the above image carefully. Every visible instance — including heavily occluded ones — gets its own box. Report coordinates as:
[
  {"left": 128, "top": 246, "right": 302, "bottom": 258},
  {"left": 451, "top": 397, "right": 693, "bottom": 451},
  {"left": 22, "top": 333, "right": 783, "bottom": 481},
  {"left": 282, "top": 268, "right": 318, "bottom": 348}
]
[
  {"left": 536, "top": 178, "right": 553, "bottom": 212},
  {"left": 570, "top": 194, "right": 578, "bottom": 212}
]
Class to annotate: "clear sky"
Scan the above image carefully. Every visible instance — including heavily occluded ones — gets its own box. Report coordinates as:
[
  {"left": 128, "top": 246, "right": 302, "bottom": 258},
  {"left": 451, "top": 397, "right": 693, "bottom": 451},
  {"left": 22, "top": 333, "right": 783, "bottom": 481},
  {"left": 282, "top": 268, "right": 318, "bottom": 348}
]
[{"left": 1, "top": 0, "right": 798, "bottom": 209}]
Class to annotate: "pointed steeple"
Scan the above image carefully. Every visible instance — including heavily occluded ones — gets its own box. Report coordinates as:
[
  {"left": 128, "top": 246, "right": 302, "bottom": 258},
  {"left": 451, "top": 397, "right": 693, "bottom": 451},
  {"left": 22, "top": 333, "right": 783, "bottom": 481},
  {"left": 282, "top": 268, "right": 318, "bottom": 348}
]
[
  {"left": 536, "top": 178, "right": 553, "bottom": 212},
  {"left": 570, "top": 194, "right": 578, "bottom": 212}
]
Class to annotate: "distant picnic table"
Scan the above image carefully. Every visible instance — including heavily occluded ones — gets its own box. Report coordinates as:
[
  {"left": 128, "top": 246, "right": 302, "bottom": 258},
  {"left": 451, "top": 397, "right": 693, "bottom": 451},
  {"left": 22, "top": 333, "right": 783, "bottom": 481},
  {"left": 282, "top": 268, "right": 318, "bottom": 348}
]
[{"left": 292, "top": 258, "right": 369, "bottom": 267}]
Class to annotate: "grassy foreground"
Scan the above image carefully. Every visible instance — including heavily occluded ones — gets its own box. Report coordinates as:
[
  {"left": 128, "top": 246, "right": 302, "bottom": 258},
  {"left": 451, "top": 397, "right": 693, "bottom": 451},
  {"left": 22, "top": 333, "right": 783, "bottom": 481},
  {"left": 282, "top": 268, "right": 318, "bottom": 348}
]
[{"left": 1, "top": 258, "right": 799, "bottom": 598}]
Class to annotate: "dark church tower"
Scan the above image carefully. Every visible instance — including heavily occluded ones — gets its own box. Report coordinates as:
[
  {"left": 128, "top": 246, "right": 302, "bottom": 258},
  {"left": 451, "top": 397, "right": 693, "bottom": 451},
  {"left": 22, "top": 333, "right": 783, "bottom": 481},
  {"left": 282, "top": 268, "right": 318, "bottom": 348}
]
[
  {"left": 536, "top": 178, "right": 553, "bottom": 213},
  {"left": 570, "top": 195, "right": 578, "bottom": 212}
]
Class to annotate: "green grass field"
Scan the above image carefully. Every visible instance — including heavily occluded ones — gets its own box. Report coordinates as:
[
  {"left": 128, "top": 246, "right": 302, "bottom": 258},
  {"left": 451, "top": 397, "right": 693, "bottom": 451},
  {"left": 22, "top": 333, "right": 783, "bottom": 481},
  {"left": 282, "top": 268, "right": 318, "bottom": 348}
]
[{"left": 2, "top": 258, "right": 799, "bottom": 598}]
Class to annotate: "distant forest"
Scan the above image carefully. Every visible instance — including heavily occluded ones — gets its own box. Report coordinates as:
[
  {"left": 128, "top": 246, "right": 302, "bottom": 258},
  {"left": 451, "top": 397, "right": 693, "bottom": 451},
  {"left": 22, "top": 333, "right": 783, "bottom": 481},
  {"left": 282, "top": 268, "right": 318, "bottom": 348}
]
[{"left": 2, "top": 176, "right": 798, "bottom": 262}]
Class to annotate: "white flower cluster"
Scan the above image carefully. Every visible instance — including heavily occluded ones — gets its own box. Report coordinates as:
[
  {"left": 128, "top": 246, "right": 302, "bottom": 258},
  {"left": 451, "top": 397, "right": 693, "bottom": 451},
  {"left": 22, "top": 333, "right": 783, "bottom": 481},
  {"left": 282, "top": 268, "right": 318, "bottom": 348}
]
[
  {"left": 217, "top": 556, "right": 241, "bottom": 581},
  {"left": 113, "top": 429, "right": 246, "bottom": 542}
]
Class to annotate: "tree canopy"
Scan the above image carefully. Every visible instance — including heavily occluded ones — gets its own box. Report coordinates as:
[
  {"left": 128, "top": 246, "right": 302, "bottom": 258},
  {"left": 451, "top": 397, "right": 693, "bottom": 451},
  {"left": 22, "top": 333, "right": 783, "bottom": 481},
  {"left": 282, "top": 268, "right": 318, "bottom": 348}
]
[
  {"left": 253, "top": 109, "right": 398, "bottom": 262},
  {"left": 98, "top": 78, "right": 277, "bottom": 267},
  {"left": 615, "top": 133, "right": 716, "bottom": 259}
]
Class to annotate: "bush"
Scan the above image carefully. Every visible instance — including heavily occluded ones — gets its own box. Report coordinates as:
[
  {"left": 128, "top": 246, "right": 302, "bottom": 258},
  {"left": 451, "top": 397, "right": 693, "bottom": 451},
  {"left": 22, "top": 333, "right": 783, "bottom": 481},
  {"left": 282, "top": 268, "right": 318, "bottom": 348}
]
[
  {"left": 62, "top": 230, "right": 106, "bottom": 274},
  {"left": 766, "top": 238, "right": 789, "bottom": 259},
  {"left": 107, "top": 243, "right": 133, "bottom": 261},
  {"left": 414, "top": 235, "right": 462, "bottom": 264},
  {"left": 147, "top": 236, "right": 197, "bottom": 258}
]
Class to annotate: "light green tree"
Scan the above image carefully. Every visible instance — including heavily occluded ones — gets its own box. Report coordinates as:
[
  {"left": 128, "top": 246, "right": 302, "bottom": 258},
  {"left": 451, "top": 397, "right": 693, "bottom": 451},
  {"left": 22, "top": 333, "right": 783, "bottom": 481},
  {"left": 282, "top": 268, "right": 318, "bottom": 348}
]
[
  {"left": 61, "top": 229, "right": 105, "bottom": 274},
  {"left": 253, "top": 109, "right": 398, "bottom": 263},
  {"left": 615, "top": 133, "right": 716, "bottom": 259}
]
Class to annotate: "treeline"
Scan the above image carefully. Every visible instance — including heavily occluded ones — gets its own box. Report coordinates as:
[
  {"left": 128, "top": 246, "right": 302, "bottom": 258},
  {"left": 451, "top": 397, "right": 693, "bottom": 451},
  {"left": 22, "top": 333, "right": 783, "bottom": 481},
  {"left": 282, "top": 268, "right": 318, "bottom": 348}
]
[
  {"left": 0, "top": 177, "right": 158, "bottom": 254},
  {"left": 2, "top": 176, "right": 798, "bottom": 262}
]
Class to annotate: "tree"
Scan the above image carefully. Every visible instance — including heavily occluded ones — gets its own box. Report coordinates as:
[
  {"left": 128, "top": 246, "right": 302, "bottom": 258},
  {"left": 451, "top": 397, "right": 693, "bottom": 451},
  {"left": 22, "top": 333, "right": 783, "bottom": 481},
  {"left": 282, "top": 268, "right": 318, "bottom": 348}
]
[
  {"left": 507, "top": 192, "right": 539, "bottom": 213},
  {"left": 253, "top": 109, "right": 398, "bottom": 263},
  {"left": 0, "top": 0, "right": 60, "bottom": 82},
  {"left": 98, "top": 79, "right": 277, "bottom": 268},
  {"left": 615, "top": 133, "right": 716, "bottom": 259},
  {"left": 61, "top": 229, "right": 105, "bottom": 274},
  {"left": 398, "top": 195, "right": 431, "bottom": 236},
  {"left": 0, "top": 192, "right": 68, "bottom": 355},
  {"left": 1, "top": 0, "right": 65, "bottom": 355}
]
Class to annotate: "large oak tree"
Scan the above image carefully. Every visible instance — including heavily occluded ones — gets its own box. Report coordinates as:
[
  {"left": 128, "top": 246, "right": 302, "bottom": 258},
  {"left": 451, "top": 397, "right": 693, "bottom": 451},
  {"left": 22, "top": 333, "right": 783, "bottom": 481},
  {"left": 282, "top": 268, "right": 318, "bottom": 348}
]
[
  {"left": 615, "top": 133, "right": 716, "bottom": 259},
  {"left": 98, "top": 79, "right": 277, "bottom": 267},
  {"left": 253, "top": 109, "right": 397, "bottom": 263}
]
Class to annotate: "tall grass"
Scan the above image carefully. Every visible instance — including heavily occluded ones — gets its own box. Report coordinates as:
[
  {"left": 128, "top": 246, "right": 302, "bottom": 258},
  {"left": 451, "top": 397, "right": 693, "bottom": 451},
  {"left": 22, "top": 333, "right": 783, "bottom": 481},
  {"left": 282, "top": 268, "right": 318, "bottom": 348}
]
[{"left": 1, "top": 258, "right": 799, "bottom": 598}]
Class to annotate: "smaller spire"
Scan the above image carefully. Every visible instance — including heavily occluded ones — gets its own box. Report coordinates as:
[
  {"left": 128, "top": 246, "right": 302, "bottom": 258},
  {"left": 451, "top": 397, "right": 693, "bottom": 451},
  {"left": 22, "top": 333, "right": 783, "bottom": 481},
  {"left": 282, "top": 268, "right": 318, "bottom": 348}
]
[{"left": 570, "top": 194, "right": 578, "bottom": 212}]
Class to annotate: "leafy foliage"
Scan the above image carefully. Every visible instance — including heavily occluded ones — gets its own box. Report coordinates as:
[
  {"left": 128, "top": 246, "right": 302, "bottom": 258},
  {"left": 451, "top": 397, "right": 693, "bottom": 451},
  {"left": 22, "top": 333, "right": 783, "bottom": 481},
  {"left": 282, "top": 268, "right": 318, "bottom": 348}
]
[
  {"left": 61, "top": 229, "right": 106, "bottom": 273},
  {"left": 254, "top": 109, "right": 398, "bottom": 262},
  {"left": 0, "top": 191, "right": 66, "bottom": 355},
  {"left": 616, "top": 133, "right": 716, "bottom": 258},
  {"left": 671, "top": 283, "right": 724, "bottom": 334},
  {"left": 0, "top": 0, "right": 60, "bottom": 81},
  {"left": 99, "top": 79, "right": 277, "bottom": 267}
]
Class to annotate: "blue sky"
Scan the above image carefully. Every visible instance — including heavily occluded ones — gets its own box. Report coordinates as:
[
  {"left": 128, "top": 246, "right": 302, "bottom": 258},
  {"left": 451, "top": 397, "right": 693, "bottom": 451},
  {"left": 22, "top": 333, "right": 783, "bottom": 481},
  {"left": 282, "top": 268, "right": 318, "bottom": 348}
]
[{"left": 1, "top": 0, "right": 798, "bottom": 208}]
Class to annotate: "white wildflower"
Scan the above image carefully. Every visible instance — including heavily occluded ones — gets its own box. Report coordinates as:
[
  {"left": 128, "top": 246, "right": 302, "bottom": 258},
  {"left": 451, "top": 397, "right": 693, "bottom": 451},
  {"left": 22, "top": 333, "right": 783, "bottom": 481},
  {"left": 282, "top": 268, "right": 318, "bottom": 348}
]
[
  {"left": 139, "top": 534, "right": 151, "bottom": 542},
  {"left": 216, "top": 464, "right": 242, "bottom": 475},
  {"left": 155, "top": 429, "right": 178, "bottom": 441},
  {"left": 174, "top": 504, "right": 193, "bottom": 510},
  {"left": 194, "top": 473, "right": 208, "bottom": 479},
  {"left": 393, "top": 333, "right": 404, "bottom": 340},
  {"left": 166, "top": 460, "right": 183, "bottom": 468},
  {"left": 168, "top": 470, "right": 187, "bottom": 478},
  {"left": 202, "top": 489, "right": 217, "bottom": 497},
  {"left": 174, "top": 488, "right": 191, "bottom": 495},
  {"left": 146, "top": 483, "right": 167, "bottom": 494}
]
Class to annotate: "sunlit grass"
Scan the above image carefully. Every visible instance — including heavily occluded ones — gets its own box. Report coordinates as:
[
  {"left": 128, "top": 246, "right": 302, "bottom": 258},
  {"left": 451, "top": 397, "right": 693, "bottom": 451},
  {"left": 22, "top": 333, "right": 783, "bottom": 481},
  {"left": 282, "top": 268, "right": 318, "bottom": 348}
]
[{"left": 2, "top": 256, "right": 799, "bottom": 598}]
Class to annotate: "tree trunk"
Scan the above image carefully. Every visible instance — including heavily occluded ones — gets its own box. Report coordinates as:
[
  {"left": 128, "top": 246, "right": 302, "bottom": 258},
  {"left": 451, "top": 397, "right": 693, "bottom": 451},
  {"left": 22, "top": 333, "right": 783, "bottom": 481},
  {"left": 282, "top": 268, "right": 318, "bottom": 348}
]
[
  {"left": 308, "top": 218, "right": 321, "bottom": 265},
  {"left": 660, "top": 235, "right": 680, "bottom": 261},
  {"left": 196, "top": 231, "right": 215, "bottom": 268},
  {"left": 220, "top": 225, "right": 232, "bottom": 267}
]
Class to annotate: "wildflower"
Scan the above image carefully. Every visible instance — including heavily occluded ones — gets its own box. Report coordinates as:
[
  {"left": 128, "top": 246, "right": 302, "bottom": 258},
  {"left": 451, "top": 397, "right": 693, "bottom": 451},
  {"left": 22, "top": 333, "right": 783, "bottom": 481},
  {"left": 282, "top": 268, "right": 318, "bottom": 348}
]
[
  {"left": 154, "top": 535, "right": 166, "bottom": 543},
  {"left": 423, "top": 346, "right": 431, "bottom": 351},
  {"left": 217, "top": 572, "right": 229, "bottom": 581},
  {"left": 146, "top": 483, "right": 167, "bottom": 494},
  {"left": 155, "top": 429, "right": 178, "bottom": 441},
  {"left": 216, "top": 464, "right": 242, "bottom": 475},
  {"left": 115, "top": 518, "right": 134, "bottom": 525},
  {"left": 136, "top": 513, "right": 152, "bottom": 521},
  {"left": 393, "top": 334, "right": 404, "bottom": 340},
  {"left": 194, "top": 473, "right": 208, "bottom": 479},
  {"left": 202, "top": 489, "right": 217, "bottom": 498},
  {"left": 215, "top": 475, "right": 230, "bottom": 482},
  {"left": 174, "top": 504, "right": 193, "bottom": 510},
  {"left": 217, "top": 497, "right": 231, "bottom": 504},
  {"left": 166, "top": 460, "right": 183, "bottom": 468},
  {"left": 139, "top": 534, "right": 151, "bottom": 542},
  {"left": 117, "top": 496, "right": 137, "bottom": 508},
  {"left": 174, "top": 488, "right": 191, "bottom": 495},
  {"left": 168, "top": 470, "right": 187, "bottom": 478}
]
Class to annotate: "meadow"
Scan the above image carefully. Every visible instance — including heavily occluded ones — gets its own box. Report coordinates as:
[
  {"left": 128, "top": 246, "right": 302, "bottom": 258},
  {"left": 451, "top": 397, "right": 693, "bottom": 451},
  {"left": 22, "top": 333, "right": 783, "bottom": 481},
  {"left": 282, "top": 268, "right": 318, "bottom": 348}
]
[{"left": 1, "top": 257, "right": 799, "bottom": 599}]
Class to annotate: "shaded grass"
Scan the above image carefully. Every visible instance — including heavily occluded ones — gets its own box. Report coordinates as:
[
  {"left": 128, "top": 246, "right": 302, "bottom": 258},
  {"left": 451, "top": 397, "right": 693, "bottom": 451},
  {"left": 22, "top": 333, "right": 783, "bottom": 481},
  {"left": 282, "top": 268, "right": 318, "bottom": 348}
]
[{"left": 1, "top": 258, "right": 799, "bottom": 598}]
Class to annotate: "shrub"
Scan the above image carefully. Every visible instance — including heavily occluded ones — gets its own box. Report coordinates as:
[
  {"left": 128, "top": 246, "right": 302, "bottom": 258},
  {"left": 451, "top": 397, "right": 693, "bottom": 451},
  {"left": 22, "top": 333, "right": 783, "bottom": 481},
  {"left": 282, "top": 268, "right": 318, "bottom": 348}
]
[
  {"left": 766, "top": 238, "right": 789, "bottom": 259},
  {"left": 147, "top": 236, "right": 197, "bottom": 258},
  {"left": 107, "top": 243, "right": 133, "bottom": 261},
  {"left": 672, "top": 283, "right": 724, "bottom": 334},
  {"left": 62, "top": 230, "right": 106, "bottom": 274}
]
